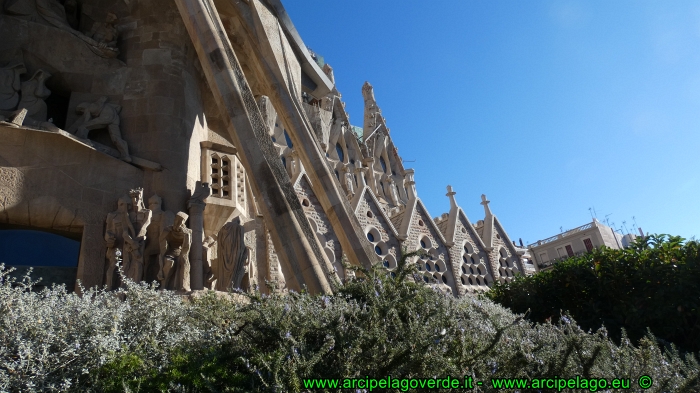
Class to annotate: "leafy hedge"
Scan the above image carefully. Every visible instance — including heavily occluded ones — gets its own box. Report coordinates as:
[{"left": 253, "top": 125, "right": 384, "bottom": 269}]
[
  {"left": 488, "top": 235, "right": 700, "bottom": 353},
  {"left": 1, "top": 249, "right": 699, "bottom": 392}
]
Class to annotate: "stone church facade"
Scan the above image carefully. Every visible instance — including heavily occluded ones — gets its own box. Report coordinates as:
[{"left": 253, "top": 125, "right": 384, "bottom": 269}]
[{"left": 0, "top": 0, "right": 535, "bottom": 296}]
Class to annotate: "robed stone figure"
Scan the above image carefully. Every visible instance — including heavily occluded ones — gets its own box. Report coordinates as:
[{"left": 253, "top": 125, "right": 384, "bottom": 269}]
[{"left": 214, "top": 217, "right": 248, "bottom": 291}]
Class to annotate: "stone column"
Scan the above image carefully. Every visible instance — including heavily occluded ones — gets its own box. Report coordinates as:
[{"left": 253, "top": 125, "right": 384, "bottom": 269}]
[{"left": 187, "top": 181, "right": 210, "bottom": 290}]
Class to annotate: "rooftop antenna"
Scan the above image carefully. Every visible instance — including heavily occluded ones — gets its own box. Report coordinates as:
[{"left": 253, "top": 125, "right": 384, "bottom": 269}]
[
  {"left": 622, "top": 220, "right": 629, "bottom": 234},
  {"left": 560, "top": 226, "right": 564, "bottom": 233},
  {"left": 604, "top": 213, "right": 612, "bottom": 227},
  {"left": 588, "top": 207, "right": 594, "bottom": 220}
]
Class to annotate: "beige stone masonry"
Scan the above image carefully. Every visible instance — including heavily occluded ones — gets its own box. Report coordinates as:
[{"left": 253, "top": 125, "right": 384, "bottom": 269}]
[{"left": 174, "top": 0, "right": 331, "bottom": 294}]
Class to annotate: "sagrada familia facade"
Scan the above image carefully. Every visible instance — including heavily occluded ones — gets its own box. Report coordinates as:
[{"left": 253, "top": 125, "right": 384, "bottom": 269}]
[{"left": 0, "top": 0, "right": 536, "bottom": 296}]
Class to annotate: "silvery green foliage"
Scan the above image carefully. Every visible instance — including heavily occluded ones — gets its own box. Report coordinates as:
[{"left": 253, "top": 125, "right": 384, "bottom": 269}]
[
  {"left": 0, "top": 260, "right": 698, "bottom": 392},
  {"left": 177, "top": 256, "right": 700, "bottom": 392},
  {"left": 0, "top": 264, "right": 204, "bottom": 392}
]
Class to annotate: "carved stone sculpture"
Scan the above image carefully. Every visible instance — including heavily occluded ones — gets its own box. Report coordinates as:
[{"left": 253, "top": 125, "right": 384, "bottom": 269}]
[
  {"left": 88, "top": 12, "right": 119, "bottom": 50},
  {"left": 17, "top": 70, "right": 58, "bottom": 131},
  {"left": 344, "top": 168, "right": 355, "bottom": 196},
  {"left": 0, "top": 62, "right": 26, "bottom": 117},
  {"left": 159, "top": 212, "right": 192, "bottom": 291},
  {"left": 215, "top": 216, "right": 249, "bottom": 291},
  {"left": 5, "top": 0, "right": 119, "bottom": 58},
  {"left": 388, "top": 178, "right": 400, "bottom": 206},
  {"left": 104, "top": 195, "right": 134, "bottom": 290},
  {"left": 122, "top": 188, "right": 151, "bottom": 283},
  {"left": 68, "top": 96, "right": 131, "bottom": 162},
  {"left": 144, "top": 194, "right": 174, "bottom": 283}
]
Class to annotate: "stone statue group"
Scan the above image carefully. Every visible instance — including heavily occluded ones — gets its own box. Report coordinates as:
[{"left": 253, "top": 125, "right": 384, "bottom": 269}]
[
  {"left": 105, "top": 188, "right": 252, "bottom": 292},
  {"left": 1, "top": 0, "right": 132, "bottom": 162},
  {"left": 0, "top": 61, "right": 132, "bottom": 163}
]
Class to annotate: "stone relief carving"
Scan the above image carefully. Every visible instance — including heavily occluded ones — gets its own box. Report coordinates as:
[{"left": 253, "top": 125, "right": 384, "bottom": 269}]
[
  {"left": 343, "top": 168, "right": 355, "bottom": 197},
  {"left": 159, "top": 212, "right": 192, "bottom": 291},
  {"left": 144, "top": 194, "right": 174, "bottom": 283},
  {"left": 4, "top": 0, "right": 119, "bottom": 58},
  {"left": 388, "top": 178, "right": 400, "bottom": 206},
  {"left": 104, "top": 195, "right": 134, "bottom": 290},
  {"left": 67, "top": 96, "right": 131, "bottom": 162},
  {"left": 214, "top": 216, "right": 249, "bottom": 291},
  {"left": 104, "top": 190, "right": 153, "bottom": 289},
  {"left": 0, "top": 62, "right": 26, "bottom": 118},
  {"left": 87, "top": 12, "right": 119, "bottom": 50},
  {"left": 13, "top": 69, "right": 59, "bottom": 131},
  {"left": 123, "top": 188, "right": 152, "bottom": 283}
]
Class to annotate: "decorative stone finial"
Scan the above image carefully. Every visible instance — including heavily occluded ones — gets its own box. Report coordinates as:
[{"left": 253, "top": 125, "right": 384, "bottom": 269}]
[
  {"left": 481, "top": 194, "right": 493, "bottom": 217},
  {"left": 446, "top": 185, "right": 457, "bottom": 211},
  {"left": 404, "top": 169, "right": 416, "bottom": 201}
]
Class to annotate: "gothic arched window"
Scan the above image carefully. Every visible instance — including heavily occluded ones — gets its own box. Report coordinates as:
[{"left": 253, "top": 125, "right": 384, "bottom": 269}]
[{"left": 335, "top": 143, "right": 344, "bottom": 162}]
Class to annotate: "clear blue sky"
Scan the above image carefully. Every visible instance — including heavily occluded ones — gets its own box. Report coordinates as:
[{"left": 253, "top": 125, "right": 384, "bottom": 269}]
[{"left": 284, "top": 1, "right": 700, "bottom": 244}]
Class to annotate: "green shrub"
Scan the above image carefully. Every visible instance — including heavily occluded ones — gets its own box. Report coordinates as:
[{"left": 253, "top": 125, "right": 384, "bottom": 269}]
[
  {"left": 488, "top": 234, "right": 700, "bottom": 353},
  {"left": 1, "top": 247, "right": 699, "bottom": 392}
]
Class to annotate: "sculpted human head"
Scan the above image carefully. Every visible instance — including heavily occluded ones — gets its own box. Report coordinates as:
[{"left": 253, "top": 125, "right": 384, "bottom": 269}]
[
  {"left": 174, "top": 212, "right": 189, "bottom": 230},
  {"left": 106, "top": 12, "right": 118, "bottom": 24},
  {"left": 129, "top": 187, "right": 145, "bottom": 210},
  {"left": 117, "top": 195, "right": 131, "bottom": 213},
  {"left": 148, "top": 194, "right": 162, "bottom": 212}
]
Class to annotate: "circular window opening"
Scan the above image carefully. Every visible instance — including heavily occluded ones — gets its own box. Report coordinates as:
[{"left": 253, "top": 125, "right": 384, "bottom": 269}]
[
  {"left": 435, "top": 264, "right": 441, "bottom": 272},
  {"left": 462, "top": 255, "right": 468, "bottom": 264},
  {"left": 470, "top": 256, "right": 476, "bottom": 264},
  {"left": 461, "top": 266, "right": 467, "bottom": 274},
  {"left": 468, "top": 277, "right": 474, "bottom": 285},
  {"left": 383, "top": 260, "right": 390, "bottom": 268},
  {"left": 420, "top": 239, "right": 427, "bottom": 249},
  {"left": 367, "top": 210, "right": 374, "bottom": 218},
  {"left": 418, "top": 219, "right": 424, "bottom": 227},
  {"left": 423, "top": 276, "right": 429, "bottom": 283},
  {"left": 425, "top": 263, "right": 432, "bottom": 272},
  {"left": 461, "top": 227, "right": 467, "bottom": 234},
  {"left": 496, "top": 234, "right": 501, "bottom": 239},
  {"left": 390, "top": 272, "right": 396, "bottom": 278},
  {"left": 460, "top": 277, "right": 465, "bottom": 285},
  {"left": 375, "top": 246, "right": 382, "bottom": 255},
  {"left": 301, "top": 199, "right": 310, "bottom": 207},
  {"left": 442, "top": 275, "right": 448, "bottom": 285},
  {"left": 367, "top": 232, "right": 375, "bottom": 242},
  {"left": 417, "top": 264, "right": 422, "bottom": 271}
]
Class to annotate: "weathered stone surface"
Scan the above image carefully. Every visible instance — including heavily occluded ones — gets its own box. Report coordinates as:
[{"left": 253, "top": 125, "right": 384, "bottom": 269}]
[{"left": 0, "top": 0, "right": 528, "bottom": 297}]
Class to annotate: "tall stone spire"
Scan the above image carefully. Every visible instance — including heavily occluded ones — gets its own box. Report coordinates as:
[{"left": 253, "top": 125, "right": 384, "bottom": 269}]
[
  {"left": 481, "top": 194, "right": 494, "bottom": 250},
  {"left": 447, "top": 185, "right": 458, "bottom": 212}
]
